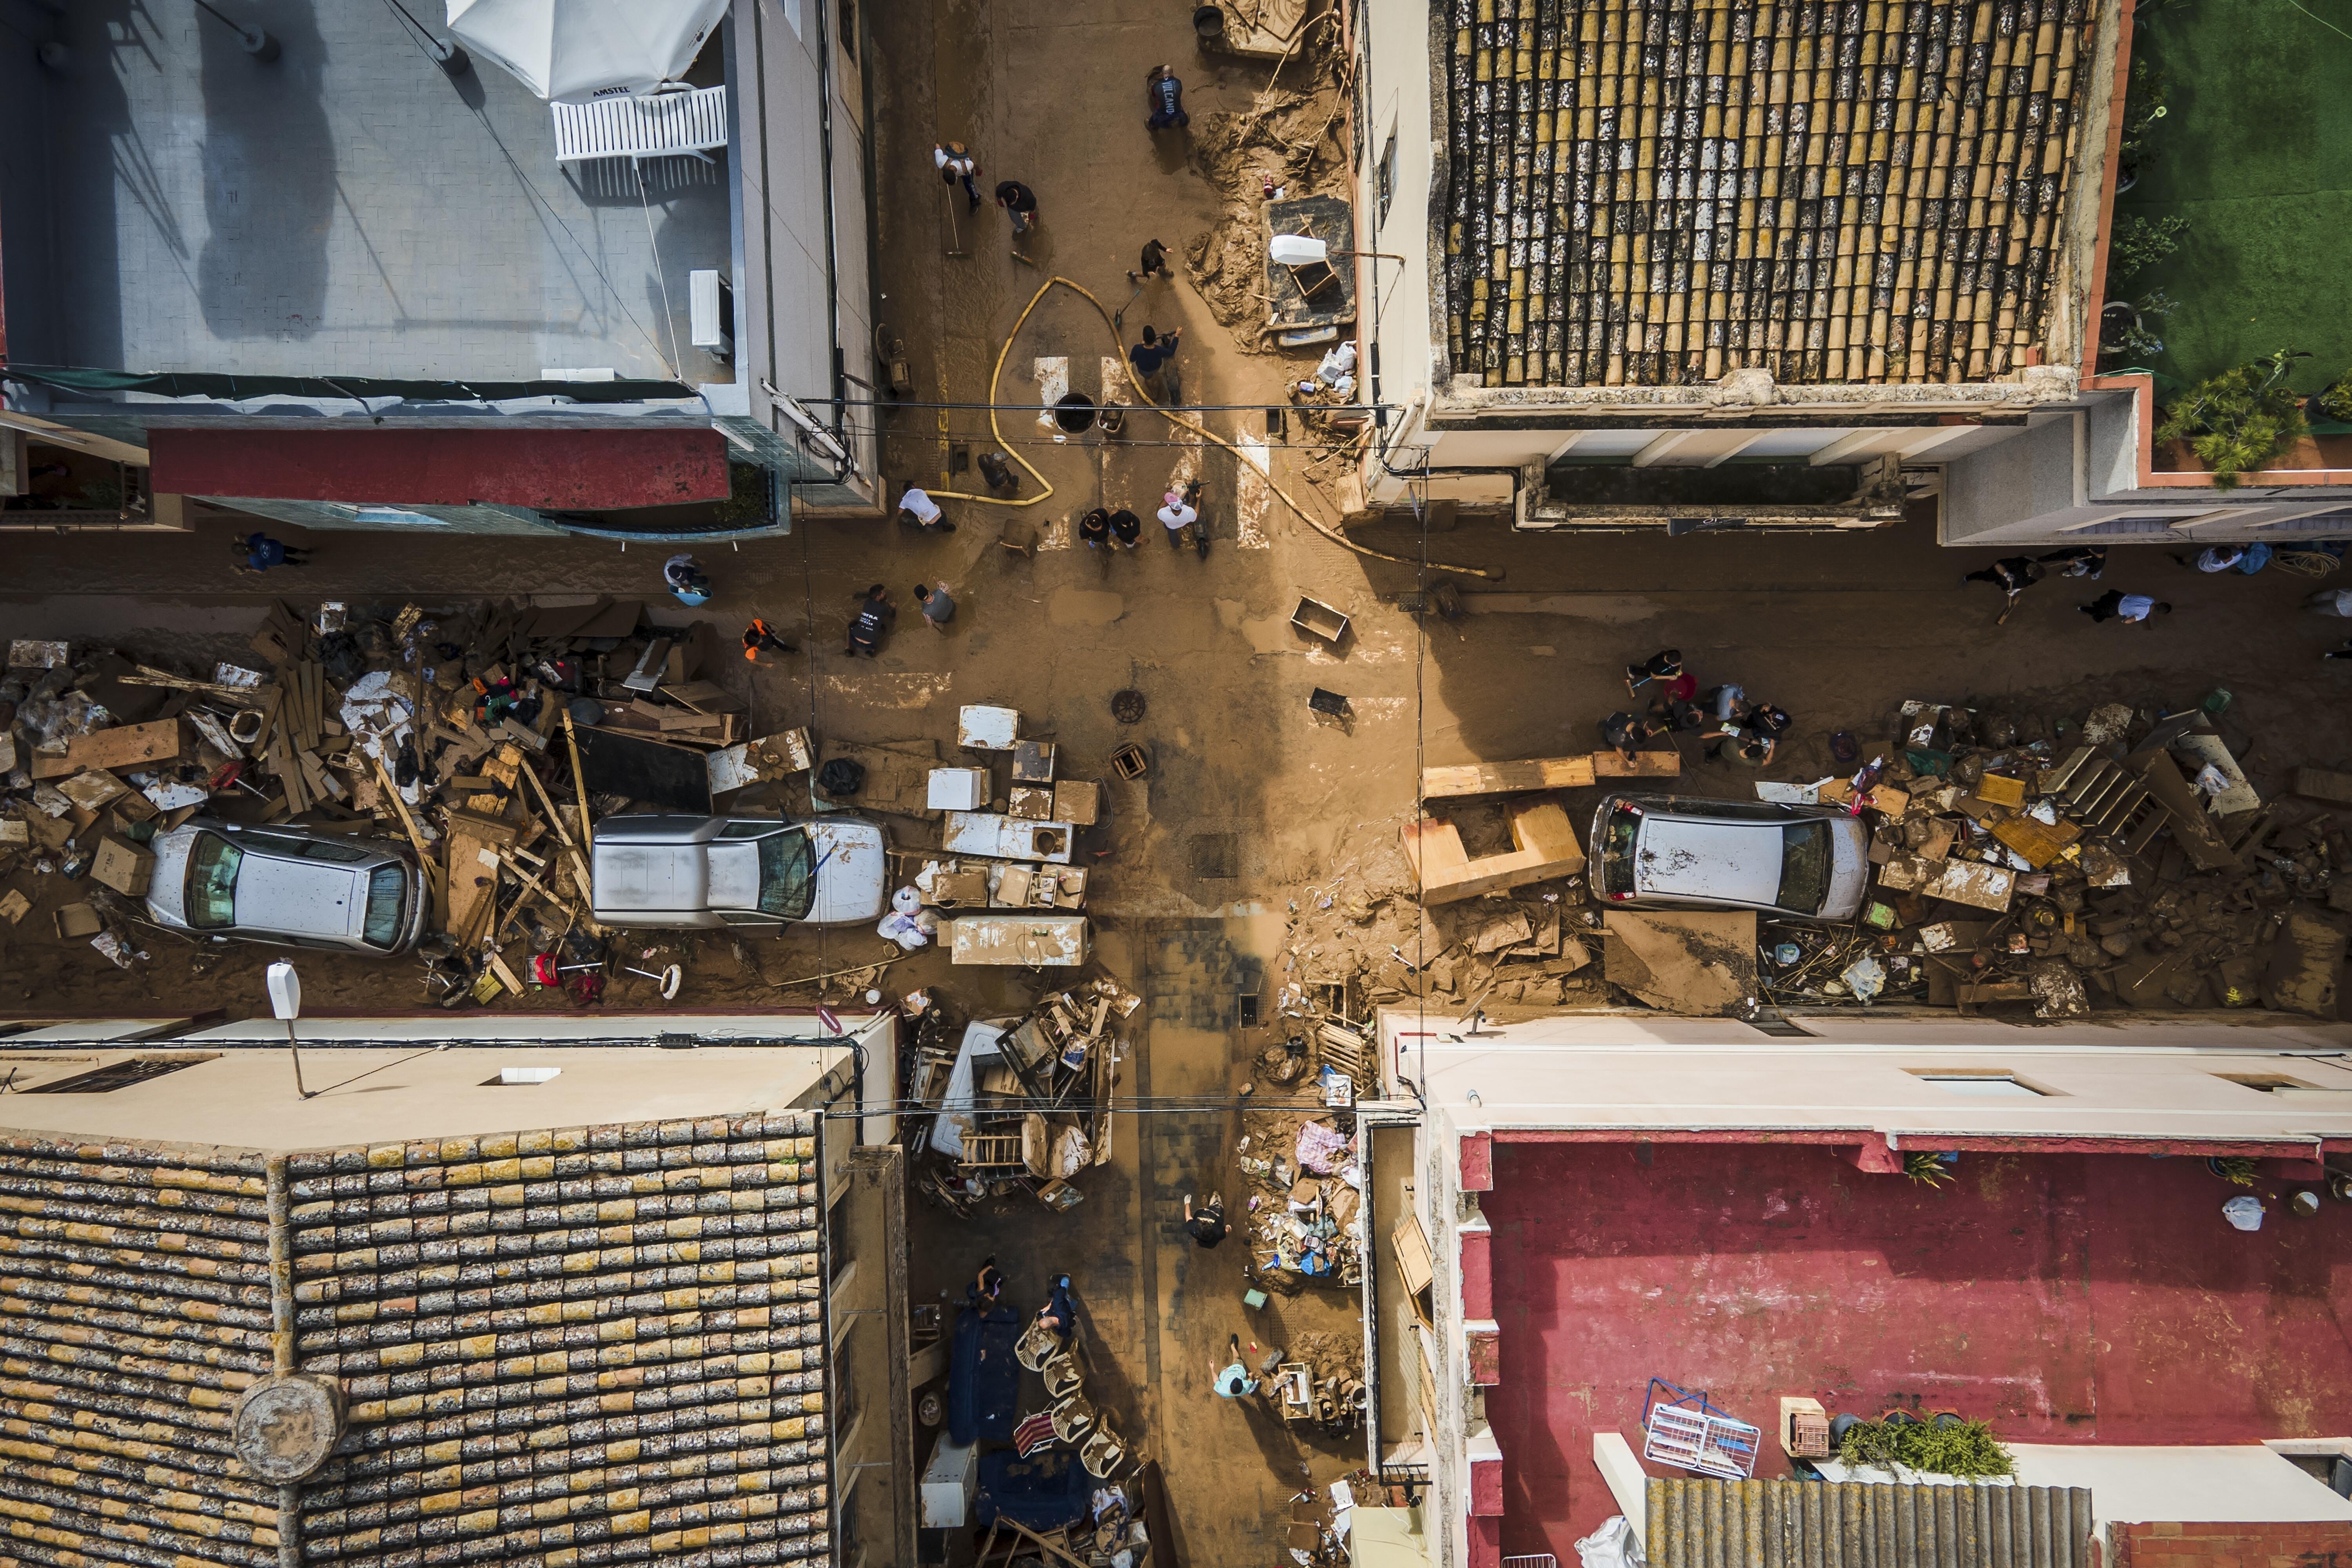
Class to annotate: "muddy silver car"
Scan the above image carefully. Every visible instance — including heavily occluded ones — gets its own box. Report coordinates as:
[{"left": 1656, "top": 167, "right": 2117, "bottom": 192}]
[
  {"left": 590, "top": 815, "right": 888, "bottom": 929},
  {"left": 146, "top": 820, "right": 428, "bottom": 955},
  {"left": 1591, "top": 794, "right": 1872, "bottom": 921}
]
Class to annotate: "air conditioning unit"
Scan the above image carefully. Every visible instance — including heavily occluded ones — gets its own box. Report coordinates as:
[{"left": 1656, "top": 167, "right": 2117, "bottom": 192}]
[{"left": 689, "top": 269, "right": 733, "bottom": 360}]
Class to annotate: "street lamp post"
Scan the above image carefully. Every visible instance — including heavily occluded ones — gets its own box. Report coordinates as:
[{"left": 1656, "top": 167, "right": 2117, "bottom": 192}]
[{"left": 267, "top": 961, "right": 312, "bottom": 1099}]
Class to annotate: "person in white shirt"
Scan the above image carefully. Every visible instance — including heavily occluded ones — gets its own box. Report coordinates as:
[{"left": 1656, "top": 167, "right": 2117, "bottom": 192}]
[
  {"left": 2081, "top": 590, "right": 2170, "bottom": 624},
  {"left": 897, "top": 485, "right": 954, "bottom": 533},
  {"left": 1156, "top": 489, "right": 1198, "bottom": 550},
  {"left": 933, "top": 141, "right": 979, "bottom": 210}
]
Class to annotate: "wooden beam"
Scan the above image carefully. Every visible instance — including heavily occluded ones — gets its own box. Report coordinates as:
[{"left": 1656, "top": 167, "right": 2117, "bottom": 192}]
[
  {"left": 1422, "top": 750, "right": 1679, "bottom": 799},
  {"left": 1807, "top": 428, "right": 1893, "bottom": 466},
  {"left": 1699, "top": 430, "right": 1772, "bottom": 468},
  {"left": 1628, "top": 430, "right": 1701, "bottom": 468},
  {"left": 1888, "top": 422, "right": 1981, "bottom": 460}
]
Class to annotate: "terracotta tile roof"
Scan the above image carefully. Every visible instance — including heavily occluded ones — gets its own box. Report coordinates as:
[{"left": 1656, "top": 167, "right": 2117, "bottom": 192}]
[
  {"left": 0, "top": 1113, "right": 831, "bottom": 1568},
  {"left": 1443, "top": 0, "right": 2092, "bottom": 387}
]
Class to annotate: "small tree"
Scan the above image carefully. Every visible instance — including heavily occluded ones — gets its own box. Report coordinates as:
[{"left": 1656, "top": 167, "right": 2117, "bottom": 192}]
[
  {"left": 2156, "top": 349, "right": 2312, "bottom": 489},
  {"left": 2108, "top": 215, "right": 2188, "bottom": 281}
]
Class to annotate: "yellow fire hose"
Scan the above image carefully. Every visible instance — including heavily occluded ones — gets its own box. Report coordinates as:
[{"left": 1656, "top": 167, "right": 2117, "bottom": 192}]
[{"left": 923, "top": 275, "right": 1502, "bottom": 580}]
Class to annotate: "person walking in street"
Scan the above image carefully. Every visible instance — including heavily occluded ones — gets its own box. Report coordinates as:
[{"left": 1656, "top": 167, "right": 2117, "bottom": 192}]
[
  {"left": 664, "top": 552, "right": 712, "bottom": 606},
  {"left": 1078, "top": 508, "right": 1112, "bottom": 549},
  {"left": 2307, "top": 587, "right": 2352, "bottom": 618},
  {"left": 1157, "top": 488, "right": 1198, "bottom": 550},
  {"left": 1211, "top": 1334, "right": 1261, "bottom": 1401},
  {"left": 1963, "top": 555, "right": 2044, "bottom": 620},
  {"left": 1108, "top": 507, "right": 1142, "bottom": 549},
  {"left": 933, "top": 141, "right": 981, "bottom": 209},
  {"left": 741, "top": 618, "right": 796, "bottom": 663},
  {"left": 240, "top": 532, "right": 311, "bottom": 571},
  {"left": 2081, "top": 589, "right": 2170, "bottom": 624},
  {"left": 897, "top": 484, "right": 956, "bottom": 533},
  {"left": 2170, "top": 542, "right": 2272, "bottom": 575},
  {"left": 995, "top": 179, "right": 1039, "bottom": 242},
  {"left": 2172, "top": 544, "right": 2244, "bottom": 572},
  {"left": 1623, "top": 648, "right": 1682, "bottom": 696},
  {"left": 1601, "top": 710, "right": 1659, "bottom": 763},
  {"left": 1145, "top": 64, "right": 1190, "bottom": 130},
  {"left": 845, "top": 585, "right": 895, "bottom": 658},
  {"left": 914, "top": 582, "right": 957, "bottom": 633},
  {"left": 1129, "top": 237, "right": 1171, "bottom": 285},
  {"left": 1128, "top": 326, "right": 1181, "bottom": 403},
  {"left": 976, "top": 450, "right": 1021, "bottom": 496},
  {"left": 2039, "top": 544, "right": 2107, "bottom": 580},
  {"left": 967, "top": 1256, "right": 1005, "bottom": 1307},
  {"left": 1184, "top": 1192, "right": 1227, "bottom": 1248},
  {"left": 1036, "top": 1273, "right": 1079, "bottom": 1348}
]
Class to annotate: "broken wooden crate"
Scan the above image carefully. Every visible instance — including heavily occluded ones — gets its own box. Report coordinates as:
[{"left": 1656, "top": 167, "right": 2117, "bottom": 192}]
[{"left": 1402, "top": 796, "right": 1586, "bottom": 905}]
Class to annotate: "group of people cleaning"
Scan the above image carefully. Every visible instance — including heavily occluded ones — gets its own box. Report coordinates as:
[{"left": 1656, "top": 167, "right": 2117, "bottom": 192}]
[
  {"left": 662, "top": 554, "right": 955, "bottom": 662},
  {"left": 1600, "top": 648, "right": 1793, "bottom": 769}
]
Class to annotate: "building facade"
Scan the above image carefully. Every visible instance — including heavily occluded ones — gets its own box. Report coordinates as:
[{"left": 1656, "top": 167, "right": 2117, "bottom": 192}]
[{"left": 0, "top": 0, "right": 879, "bottom": 540}]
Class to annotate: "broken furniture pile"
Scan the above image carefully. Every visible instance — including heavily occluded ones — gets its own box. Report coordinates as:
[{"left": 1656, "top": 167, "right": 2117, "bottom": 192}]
[
  {"left": 913, "top": 975, "right": 1139, "bottom": 1216},
  {"left": 0, "top": 596, "right": 826, "bottom": 1006},
  {"left": 1766, "top": 698, "right": 2338, "bottom": 1017},
  {"left": 914, "top": 705, "right": 1097, "bottom": 968},
  {"left": 1237, "top": 1106, "right": 1364, "bottom": 1289},
  {"left": 0, "top": 638, "right": 232, "bottom": 969}
]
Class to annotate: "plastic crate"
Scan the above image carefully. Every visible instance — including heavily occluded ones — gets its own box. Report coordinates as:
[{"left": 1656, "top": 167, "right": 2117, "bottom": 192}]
[{"left": 1641, "top": 1378, "right": 1761, "bottom": 1480}]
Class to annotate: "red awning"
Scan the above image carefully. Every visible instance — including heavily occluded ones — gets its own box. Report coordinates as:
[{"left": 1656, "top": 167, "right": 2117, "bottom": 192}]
[{"left": 147, "top": 428, "right": 730, "bottom": 509}]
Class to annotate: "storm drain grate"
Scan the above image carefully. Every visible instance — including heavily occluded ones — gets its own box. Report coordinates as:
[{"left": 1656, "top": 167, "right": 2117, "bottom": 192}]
[{"left": 1190, "top": 834, "right": 1238, "bottom": 879}]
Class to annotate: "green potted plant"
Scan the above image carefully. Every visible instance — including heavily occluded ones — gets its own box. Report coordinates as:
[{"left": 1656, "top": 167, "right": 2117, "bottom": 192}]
[
  {"left": 2311, "top": 372, "right": 2352, "bottom": 427},
  {"left": 2156, "top": 350, "right": 2312, "bottom": 489}
]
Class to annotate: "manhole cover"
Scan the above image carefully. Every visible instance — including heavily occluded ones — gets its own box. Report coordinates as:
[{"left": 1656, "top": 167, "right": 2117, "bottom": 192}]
[
  {"left": 1190, "top": 834, "right": 1238, "bottom": 879},
  {"left": 1111, "top": 689, "right": 1147, "bottom": 724},
  {"left": 1053, "top": 392, "right": 1097, "bottom": 433}
]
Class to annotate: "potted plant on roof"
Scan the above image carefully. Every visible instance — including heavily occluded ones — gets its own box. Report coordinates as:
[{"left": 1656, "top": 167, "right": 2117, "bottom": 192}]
[{"left": 2156, "top": 349, "right": 2312, "bottom": 489}]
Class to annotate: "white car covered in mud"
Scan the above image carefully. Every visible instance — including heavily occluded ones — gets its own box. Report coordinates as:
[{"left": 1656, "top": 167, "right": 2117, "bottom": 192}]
[
  {"left": 590, "top": 815, "right": 887, "bottom": 929},
  {"left": 1590, "top": 794, "right": 1872, "bottom": 922},
  {"left": 146, "top": 820, "right": 428, "bottom": 955}
]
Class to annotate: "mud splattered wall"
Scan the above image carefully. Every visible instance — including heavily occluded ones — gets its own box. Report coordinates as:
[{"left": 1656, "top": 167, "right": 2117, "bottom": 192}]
[
  {"left": 1442, "top": 0, "right": 2089, "bottom": 388},
  {"left": 0, "top": 1135, "right": 282, "bottom": 1568},
  {"left": 0, "top": 1111, "right": 832, "bottom": 1568}
]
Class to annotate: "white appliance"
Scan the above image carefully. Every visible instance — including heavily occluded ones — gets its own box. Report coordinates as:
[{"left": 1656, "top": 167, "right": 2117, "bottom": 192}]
[{"left": 920, "top": 1433, "right": 978, "bottom": 1528}]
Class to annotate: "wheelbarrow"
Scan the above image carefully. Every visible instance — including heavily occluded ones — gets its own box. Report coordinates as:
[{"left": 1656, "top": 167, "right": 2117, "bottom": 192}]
[{"left": 1289, "top": 593, "right": 1350, "bottom": 647}]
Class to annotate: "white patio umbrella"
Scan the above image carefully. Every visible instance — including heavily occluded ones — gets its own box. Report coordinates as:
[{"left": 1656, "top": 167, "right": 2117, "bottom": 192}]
[{"left": 445, "top": 0, "right": 731, "bottom": 103}]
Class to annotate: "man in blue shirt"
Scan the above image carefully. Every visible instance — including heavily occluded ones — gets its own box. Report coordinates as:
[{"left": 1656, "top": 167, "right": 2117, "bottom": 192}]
[
  {"left": 1145, "top": 65, "right": 1189, "bottom": 130},
  {"left": 240, "top": 532, "right": 310, "bottom": 571},
  {"left": 1127, "top": 326, "right": 1181, "bottom": 402},
  {"left": 845, "top": 585, "right": 895, "bottom": 658}
]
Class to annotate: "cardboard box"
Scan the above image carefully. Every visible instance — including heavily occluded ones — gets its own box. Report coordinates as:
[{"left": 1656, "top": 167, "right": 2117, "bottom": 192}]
[
  {"left": 1053, "top": 780, "right": 1100, "bottom": 826},
  {"left": 91, "top": 836, "right": 155, "bottom": 897},
  {"left": 929, "top": 869, "right": 990, "bottom": 908},
  {"left": 58, "top": 770, "right": 130, "bottom": 812},
  {"left": 0, "top": 889, "right": 27, "bottom": 925},
  {"left": 993, "top": 865, "right": 1036, "bottom": 906},
  {"left": 7, "top": 640, "right": 67, "bottom": 670},
  {"left": 54, "top": 903, "right": 102, "bottom": 939}
]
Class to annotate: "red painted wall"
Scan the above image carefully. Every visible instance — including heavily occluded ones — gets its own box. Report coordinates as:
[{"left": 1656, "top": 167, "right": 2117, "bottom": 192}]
[
  {"left": 148, "top": 428, "right": 731, "bottom": 508},
  {"left": 2113, "top": 1521, "right": 2352, "bottom": 1567},
  {"left": 1482, "top": 1142, "right": 2352, "bottom": 1562}
]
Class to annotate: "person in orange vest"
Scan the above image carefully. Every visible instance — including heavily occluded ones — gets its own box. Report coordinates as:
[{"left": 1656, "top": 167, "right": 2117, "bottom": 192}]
[{"left": 742, "top": 618, "right": 796, "bottom": 663}]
